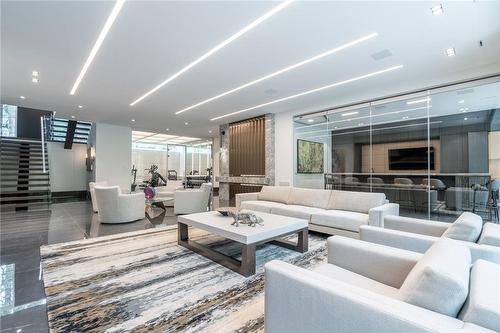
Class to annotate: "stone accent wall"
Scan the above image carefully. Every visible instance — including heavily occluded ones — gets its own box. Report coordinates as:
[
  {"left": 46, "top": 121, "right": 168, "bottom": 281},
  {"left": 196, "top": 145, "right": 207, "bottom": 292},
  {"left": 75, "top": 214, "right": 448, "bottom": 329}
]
[
  {"left": 265, "top": 114, "right": 275, "bottom": 186},
  {"left": 219, "top": 124, "right": 230, "bottom": 201},
  {"left": 217, "top": 114, "right": 275, "bottom": 201}
]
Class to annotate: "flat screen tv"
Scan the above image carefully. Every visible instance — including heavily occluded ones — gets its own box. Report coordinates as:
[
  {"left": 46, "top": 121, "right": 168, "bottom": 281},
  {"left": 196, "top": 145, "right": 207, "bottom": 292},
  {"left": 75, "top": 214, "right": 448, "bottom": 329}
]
[{"left": 389, "top": 147, "right": 434, "bottom": 170}]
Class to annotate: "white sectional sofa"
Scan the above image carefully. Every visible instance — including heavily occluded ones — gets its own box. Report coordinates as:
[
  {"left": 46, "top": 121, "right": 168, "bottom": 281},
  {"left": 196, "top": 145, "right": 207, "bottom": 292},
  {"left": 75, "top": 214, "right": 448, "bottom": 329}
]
[
  {"left": 236, "top": 186, "right": 399, "bottom": 237},
  {"left": 360, "top": 212, "right": 500, "bottom": 264},
  {"left": 265, "top": 237, "right": 500, "bottom": 332}
]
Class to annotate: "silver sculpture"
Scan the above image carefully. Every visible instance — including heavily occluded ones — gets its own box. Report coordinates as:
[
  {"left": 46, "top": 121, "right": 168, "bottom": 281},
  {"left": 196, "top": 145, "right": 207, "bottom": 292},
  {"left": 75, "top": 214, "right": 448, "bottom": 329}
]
[{"left": 229, "top": 211, "right": 264, "bottom": 227}]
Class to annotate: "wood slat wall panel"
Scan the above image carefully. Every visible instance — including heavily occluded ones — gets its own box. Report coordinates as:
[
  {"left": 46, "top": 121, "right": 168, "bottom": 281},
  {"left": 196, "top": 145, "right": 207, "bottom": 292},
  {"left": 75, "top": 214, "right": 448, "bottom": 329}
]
[
  {"left": 229, "top": 116, "right": 265, "bottom": 177},
  {"left": 229, "top": 184, "right": 263, "bottom": 199}
]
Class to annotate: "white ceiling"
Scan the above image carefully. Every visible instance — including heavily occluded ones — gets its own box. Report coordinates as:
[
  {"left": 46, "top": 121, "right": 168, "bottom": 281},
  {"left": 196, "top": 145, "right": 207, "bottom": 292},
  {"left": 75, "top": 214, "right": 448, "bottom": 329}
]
[
  {"left": 2, "top": 1, "right": 500, "bottom": 138},
  {"left": 131, "top": 130, "right": 206, "bottom": 145}
]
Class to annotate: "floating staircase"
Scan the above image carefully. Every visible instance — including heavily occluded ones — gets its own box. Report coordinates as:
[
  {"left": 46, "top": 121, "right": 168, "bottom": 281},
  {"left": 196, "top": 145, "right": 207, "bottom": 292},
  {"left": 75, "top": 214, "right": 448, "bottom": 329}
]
[{"left": 1, "top": 138, "right": 51, "bottom": 212}]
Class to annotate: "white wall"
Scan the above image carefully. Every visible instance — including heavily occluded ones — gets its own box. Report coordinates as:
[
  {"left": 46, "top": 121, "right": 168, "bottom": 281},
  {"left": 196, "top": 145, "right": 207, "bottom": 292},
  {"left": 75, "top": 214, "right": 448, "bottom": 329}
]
[
  {"left": 47, "top": 142, "right": 87, "bottom": 192},
  {"left": 274, "top": 112, "right": 294, "bottom": 186},
  {"left": 94, "top": 123, "right": 132, "bottom": 191}
]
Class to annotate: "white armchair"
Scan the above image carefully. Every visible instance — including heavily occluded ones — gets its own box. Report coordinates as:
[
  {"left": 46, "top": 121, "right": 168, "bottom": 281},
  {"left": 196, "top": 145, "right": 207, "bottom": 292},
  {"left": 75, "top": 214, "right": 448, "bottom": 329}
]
[
  {"left": 174, "top": 183, "right": 212, "bottom": 215},
  {"left": 265, "top": 237, "right": 500, "bottom": 333},
  {"left": 155, "top": 180, "right": 184, "bottom": 199},
  {"left": 359, "top": 213, "right": 500, "bottom": 264},
  {"left": 94, "top": 186, "right": 145, "bottom": 223},
  {"left": 89, "top": 181, "right": 108, "bottom": 212}
]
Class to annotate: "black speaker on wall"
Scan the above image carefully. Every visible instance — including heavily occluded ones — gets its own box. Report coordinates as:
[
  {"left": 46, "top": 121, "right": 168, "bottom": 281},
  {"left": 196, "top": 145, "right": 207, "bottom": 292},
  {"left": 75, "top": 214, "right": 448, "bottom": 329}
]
[{"left": 64, "top": 120, "right": 77, "bottom": 149}]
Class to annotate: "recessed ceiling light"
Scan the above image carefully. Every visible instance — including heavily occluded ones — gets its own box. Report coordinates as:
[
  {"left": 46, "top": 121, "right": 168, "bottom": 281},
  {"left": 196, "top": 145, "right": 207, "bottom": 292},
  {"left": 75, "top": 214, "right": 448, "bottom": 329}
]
[
  {"left": 458, "top": 99, "right": 465, "bottom": 104},
  {"left": 431, "top": 4, "right": 444, "bottom": 15},
  {"left": 407, "top": 98, "right": 431, "bottom": 105},
  {"left": 78, "top": 105, "right": 83, "bottom": 109},
  {"left": 464, "top": 117, "right": 468, "bottom": 120},
  {"left": 446, "top": 48, "right": 456, "bottom": 57},
  {"left": 210, "top": 65, "right": 404, "bottom": 121},
  {"left": 166, "top": 128, "right": 170, "bottom": 131},
  {"left": 71, "top": 115, "right": 75, "bottom": 119},
  {"left": 19, "top": 96, "right": 25, "bottom": 99},
  {"left": 70, "top": 0, "right": 125, "bottom": 95},
  {"left": 175, "top": 32, "right": 378, "bottom": 114},
  {"left": 185, "top": 122, "right": 189, "bottom": 125},
  {"left": 131, "top": 119, "right": 135, "bottom": 122},
  {"left": 32, "top": 77, "right": 39, "bottom": 83},
  {"left": 129, "top": 1, "right": 293, "bottom": 106},
  {"left": 32, "top": 71, "right": 39, "bottom": 77},
  {"left": 209, "top": 130, "right": 212, "bottom": 134},
  {"left": 307, "top": 119, "right": 314, "bottom": 123},
  {"left": 341, "top": 111, "right": 359, "bottom": 117}
]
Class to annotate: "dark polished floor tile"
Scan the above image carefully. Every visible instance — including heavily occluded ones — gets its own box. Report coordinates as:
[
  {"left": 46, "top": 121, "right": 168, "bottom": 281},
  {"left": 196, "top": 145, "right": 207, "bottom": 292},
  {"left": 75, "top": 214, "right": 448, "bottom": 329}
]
[
  {"left": 0, "top": 304, "right": 48, "bottom": 333},
  {"left": 0, "top": 198, "right": 222, "bottom": 331},
  {"left": 14, "top": 268, "right": 45, "bottom": 307},
  {"left": 1, "top": 249, "right": 41, "bottom": 274}
]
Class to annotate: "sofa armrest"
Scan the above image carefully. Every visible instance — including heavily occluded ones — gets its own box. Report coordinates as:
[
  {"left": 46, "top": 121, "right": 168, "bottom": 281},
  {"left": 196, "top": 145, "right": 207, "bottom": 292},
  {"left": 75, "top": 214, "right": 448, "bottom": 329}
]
[
  {"left": 384, "top": 215, "right": 450, "bottom": 237},
  {"left": 327, "top": 236, "right": 421, "bottom": 288},
  {"left": 368, "top": 203, "right": 399, "bottom": 227},
  {"left": 459, "top": 241, "right": 500, "bottom": 265},
  {"left": 478, "top": 222, "right": 500, "bottom": 247},
  {"left": 265, "top": 260, "right": 465, "bottom": 333},
  {"left": 360, "top": 225, "right": 438, "bottom": 254},
  {"left": 235, "top": 192, "right": 259, "bottom": 209}
]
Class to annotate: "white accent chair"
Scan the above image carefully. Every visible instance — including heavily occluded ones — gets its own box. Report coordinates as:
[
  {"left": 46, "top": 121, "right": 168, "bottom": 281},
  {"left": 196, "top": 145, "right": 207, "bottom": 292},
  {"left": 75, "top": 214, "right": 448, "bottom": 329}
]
[
  {"left": 155, "top": 180, "right": 184, "bottom": 206},
  {"left": 89, "top": 181, "right": 107, "bottom": 213},
  {"left": 94, "top": 186, "right": 145, "bottom": 223},
  {"left": 174, "top": 183, "right": 212, "bottom": 215},
  {"left": 236, "top": 186, "right": 399, "bottom": 238},
  {"left": 265, "top": 237, "right": 500, "bottom": 333},
  {"left": 360, "top": 212, "right": 500, "bottom": 264}
]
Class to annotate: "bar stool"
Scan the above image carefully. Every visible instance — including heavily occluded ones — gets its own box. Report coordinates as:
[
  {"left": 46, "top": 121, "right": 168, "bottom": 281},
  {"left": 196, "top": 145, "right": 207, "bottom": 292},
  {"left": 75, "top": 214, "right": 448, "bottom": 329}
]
[{"left": 394, "top": 178, "right": 417, "bottom": 212}]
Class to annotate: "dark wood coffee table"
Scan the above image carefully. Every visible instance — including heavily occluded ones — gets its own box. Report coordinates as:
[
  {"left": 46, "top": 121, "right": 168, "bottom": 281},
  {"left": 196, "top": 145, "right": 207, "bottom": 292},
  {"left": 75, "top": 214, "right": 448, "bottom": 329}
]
[{"left": 177, "top": 211, "right": 308, "bottom": 277}]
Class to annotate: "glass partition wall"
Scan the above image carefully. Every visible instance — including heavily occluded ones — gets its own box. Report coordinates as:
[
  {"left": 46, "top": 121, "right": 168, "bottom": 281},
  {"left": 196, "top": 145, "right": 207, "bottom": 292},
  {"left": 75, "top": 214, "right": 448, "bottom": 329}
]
[
  {"left": 294, "top": 77, "right": 500, "bottom": 222},
  {"left": 132, "top": 140, "right": 213, "bottom": 187}
]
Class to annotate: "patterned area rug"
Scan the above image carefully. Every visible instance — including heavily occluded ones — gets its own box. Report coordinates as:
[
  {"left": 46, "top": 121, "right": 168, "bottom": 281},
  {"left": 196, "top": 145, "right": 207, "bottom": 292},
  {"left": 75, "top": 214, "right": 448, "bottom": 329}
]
[{"left": 41, "top": 226, "right": 327, "bottom": 332}]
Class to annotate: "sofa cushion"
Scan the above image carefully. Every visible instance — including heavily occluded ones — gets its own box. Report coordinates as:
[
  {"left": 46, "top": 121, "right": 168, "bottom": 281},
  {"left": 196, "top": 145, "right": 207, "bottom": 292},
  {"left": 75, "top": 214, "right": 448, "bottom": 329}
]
[
  {"left": 310, "top": 210, "right": 369, "bottom": 232},
  {"left": 240, "top": 200, "right": 287, "bottom": 213},
  {"left": 313, "top": 263, "right": 399, "bottom": 298},
  {"left": 287, "top": 187, "right": 331, "bottom": 209},
  {"left": 258, "top": 186, "right": 291, "bottom": 204},
  {"left": 271, "top": 205, "right": 325, "bottom": 221},
  {"left": 442, "top": 212, "right": 483, "bottom": 242},
  {"left": 398, "top": 238, "right": 471, "bottom": 317},
  {"left": 327, "top": 190, "right": 386, "bottom": 213},
  {"left": 477, "top": 223, "right": 500, "bottom": 247},
  {"left": 458, "top": 260, "right": 500, "bottom": 332}
]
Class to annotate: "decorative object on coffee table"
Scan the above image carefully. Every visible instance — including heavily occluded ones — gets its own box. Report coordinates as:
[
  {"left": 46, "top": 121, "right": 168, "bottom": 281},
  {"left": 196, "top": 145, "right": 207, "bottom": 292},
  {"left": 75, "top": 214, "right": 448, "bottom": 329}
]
[
  {"left": 229, "top": 211, "right": 264, "bottom": 227},
  {"left": 145, "top": 197, "right": 174, "bottom": 224},
  {"left": 216, "top": 207, "right": 239, "bottom": 216},
  {"left": 144, "top": 186, "right": 155, "bottom": 199}
]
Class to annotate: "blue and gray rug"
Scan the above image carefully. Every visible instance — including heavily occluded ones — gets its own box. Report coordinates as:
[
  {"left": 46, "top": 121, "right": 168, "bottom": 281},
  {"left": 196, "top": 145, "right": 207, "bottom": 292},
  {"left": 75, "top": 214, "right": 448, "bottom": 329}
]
[{"left": 41, "top": 226, "right": 327, "bottom": 332}]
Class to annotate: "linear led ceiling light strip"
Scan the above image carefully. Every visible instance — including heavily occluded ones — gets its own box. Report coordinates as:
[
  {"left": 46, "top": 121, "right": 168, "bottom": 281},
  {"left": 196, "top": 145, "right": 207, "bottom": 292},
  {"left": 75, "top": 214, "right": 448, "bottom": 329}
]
[{"left": 129, "top": 0, "right": 294, "bottom": 106}]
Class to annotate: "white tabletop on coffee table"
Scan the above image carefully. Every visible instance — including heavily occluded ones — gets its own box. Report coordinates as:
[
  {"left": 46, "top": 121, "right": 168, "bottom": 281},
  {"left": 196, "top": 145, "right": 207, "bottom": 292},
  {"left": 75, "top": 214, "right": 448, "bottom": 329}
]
[{"left": 177, "top": 211, "right": 308, "bottom": 245}]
